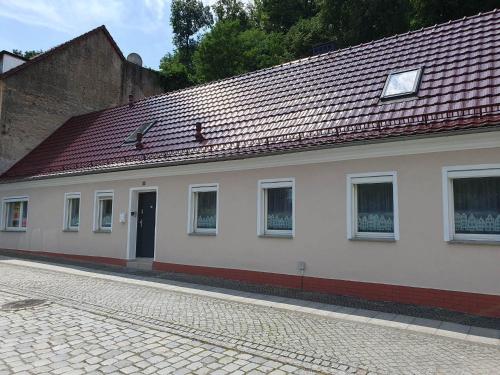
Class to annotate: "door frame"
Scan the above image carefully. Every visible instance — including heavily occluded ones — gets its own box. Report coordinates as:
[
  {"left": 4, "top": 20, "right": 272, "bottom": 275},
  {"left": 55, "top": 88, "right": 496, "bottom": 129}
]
[{"left": 126, "top": 186, "right": 159, "bottom": 260}]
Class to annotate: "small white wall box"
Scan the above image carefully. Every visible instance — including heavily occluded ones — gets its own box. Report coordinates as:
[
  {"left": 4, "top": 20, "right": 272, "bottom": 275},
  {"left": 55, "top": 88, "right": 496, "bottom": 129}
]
[{"left": 119, "top": 212, "right": 127, "bottom": 223}]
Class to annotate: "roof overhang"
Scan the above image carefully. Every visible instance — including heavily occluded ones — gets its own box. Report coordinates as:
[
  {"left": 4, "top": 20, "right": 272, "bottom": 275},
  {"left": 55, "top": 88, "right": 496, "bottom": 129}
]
[{"left": 1, "top": 128, "right": 499, "bottom": 189}]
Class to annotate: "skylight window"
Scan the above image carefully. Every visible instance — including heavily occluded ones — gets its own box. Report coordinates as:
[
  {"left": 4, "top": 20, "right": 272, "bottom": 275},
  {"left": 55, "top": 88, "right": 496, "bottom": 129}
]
[
  {"left": 124, "top": 120, "right": 156, "bottom": 144},
  {"left": 381, "top": 68, "right": 422, "bottom": 99}
]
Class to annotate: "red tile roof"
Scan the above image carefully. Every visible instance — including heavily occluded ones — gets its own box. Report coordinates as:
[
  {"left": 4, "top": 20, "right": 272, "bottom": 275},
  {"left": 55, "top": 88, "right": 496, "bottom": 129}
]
[{"left": 2, "top": 11, "right": 500, "bottom": 182}]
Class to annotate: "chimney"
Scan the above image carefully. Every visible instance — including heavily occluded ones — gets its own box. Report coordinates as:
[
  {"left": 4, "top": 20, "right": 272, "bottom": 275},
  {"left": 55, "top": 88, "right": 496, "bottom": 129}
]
[
  {"left": 312, "top": 42, "right": 336, "bottom": 56},
  {"left": 128, "top": 94, "right": 134, "bottom": 107},
  {"left": 135, "top": 131, "right": 144, "bottom": 150},
  {"left": 195, "top": 122, "right": 205, "bottom": 142}
]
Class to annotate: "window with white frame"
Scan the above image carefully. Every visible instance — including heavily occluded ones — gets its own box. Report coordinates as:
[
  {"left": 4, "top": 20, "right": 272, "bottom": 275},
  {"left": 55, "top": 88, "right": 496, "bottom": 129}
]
[
  {"left": 347, "top": 172, "right": 399, "bottom": 240},
  {"left": 2, "top": 197, "right": 29, "bottom": 231},
  {"left": 94, "top": 191, "right": 113, "bottom": 232},
  {"left": 443, "top": 166, "right": 500, "bottom": 242},
  {"left": 258, "top": 179, "right": 295, "bottom": 237},
  {"left": 188, "top": 184, "right": 218, "bottom": 234},
  {"left": 63, "top": 193, "right": 80, "bottom": 231}
]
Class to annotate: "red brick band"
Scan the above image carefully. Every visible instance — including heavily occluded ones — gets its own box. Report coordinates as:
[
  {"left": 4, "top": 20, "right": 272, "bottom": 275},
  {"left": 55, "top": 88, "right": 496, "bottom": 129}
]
[
  {"left": 153, "top": 261, "right": 500, "bottom": 318},
  {"left": 2, "top": 248, "right": 498, "bottom": 318},
  {"left": 1, "top": 248, "right": 127, "bottom": 267}
]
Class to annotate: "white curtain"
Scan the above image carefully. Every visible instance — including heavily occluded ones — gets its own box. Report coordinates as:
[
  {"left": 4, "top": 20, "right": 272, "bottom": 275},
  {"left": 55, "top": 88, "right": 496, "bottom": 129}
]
[{"left": 453, "top": 177, "right": 500, "bottom": 234}]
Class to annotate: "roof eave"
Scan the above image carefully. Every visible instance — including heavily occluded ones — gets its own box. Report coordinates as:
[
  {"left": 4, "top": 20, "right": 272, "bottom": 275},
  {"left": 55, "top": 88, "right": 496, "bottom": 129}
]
[{"left": 2, "top": 126, "right": 499, "bottom": 185}]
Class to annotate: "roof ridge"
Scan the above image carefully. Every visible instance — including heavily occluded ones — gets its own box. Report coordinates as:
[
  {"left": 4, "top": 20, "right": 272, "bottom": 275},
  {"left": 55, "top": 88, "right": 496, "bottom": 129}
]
[
  {"left": 0, "top": 25, "right": 125, "bottom": 79},
  {"left": 91, "top": 8, "right": 499, "bottom": 113}
]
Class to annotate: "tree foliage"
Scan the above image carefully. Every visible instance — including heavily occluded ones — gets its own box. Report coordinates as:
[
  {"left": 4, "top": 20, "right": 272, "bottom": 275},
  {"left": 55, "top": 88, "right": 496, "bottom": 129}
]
[
  {"left": 170, "top": 0, "right": 213, "bottom": 65},
  {"left": 12, "top": 49, "right": 44, "bottom": 59},
  {"left": 319, "top": 0, "right": 412, "bottom": 48},
  {"left": 410, "top": 0, "right": 500, "bottom": 29},
  {"left": 193, "top": 20, "right": 287, "bottom": 82},
  {"left": 159, "top": 52, "right": 193, "bottom": 91},
  {"left": 285, "top": 15, "right": 331, "bottom": 58},
  {"left": 160, "top": 0, "right": 499, "bottom": 92},
  {"left": 212, "top": 0, "right": 249, "bottom": 24},
  {"left": 253, "top": 0, "right": 319, "bottom": 32}
]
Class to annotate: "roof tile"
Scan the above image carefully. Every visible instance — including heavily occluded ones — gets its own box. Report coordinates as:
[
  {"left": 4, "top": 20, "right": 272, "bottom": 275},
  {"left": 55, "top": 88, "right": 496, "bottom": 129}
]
[{"left": 2, "top": 10, "right": 500, "bottom": 181}]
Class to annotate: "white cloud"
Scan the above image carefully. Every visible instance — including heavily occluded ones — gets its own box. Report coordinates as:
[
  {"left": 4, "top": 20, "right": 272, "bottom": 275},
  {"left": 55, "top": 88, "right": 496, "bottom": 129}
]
[
  {"left": 0, "top": 0, "right": 168, "bottom": 35},
  {"left": 144, "top": 0, "right": 169, "bottom": 21}
]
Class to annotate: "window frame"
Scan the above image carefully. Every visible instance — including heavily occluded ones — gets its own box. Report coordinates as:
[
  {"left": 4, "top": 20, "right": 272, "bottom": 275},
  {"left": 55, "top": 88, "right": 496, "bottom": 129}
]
[
  {"left": 63, "top": 192, "right": 81, "bottom": 232},
  {"left": 93, "top": 190, "right": 114, "bottom": 232},
  {"left": 381, "top": 67, "right": 423, "bottom": 100},
  {"left": 442, "top": 164, "right": 500, "bottom": 243},
  {"left": 187, "top": 183, "right": 219, "bottom": 235},
  {"left": 346, "top": 172, "right": 399, "bottom": 241},
  {"left": 1, "top": 196, "right": 29, "bottom": 232},
  {"left": 257, "top": 178, "right": 295, "bottom": 238}
]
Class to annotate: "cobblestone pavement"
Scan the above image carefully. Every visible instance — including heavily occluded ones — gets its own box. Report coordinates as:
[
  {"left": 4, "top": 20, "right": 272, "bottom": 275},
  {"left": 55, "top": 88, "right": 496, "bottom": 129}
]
[
  {"left": 0, "top": 260, "right": 499, "bottom": 374},
  {"left": 0, "top": 290, "right": 315, "bottom": 375}
]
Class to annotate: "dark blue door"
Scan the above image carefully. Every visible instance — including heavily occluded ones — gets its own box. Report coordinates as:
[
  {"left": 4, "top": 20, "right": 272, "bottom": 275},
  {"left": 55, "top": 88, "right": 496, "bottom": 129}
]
[{"left": 136, "top": 192, "right": 156, "bottom": 258}]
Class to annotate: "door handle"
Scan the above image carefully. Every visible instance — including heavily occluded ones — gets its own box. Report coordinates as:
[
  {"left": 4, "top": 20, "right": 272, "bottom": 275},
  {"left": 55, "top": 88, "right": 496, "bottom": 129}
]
[{"left": 139, "top": 219, "right": 143, "bottom": 228}]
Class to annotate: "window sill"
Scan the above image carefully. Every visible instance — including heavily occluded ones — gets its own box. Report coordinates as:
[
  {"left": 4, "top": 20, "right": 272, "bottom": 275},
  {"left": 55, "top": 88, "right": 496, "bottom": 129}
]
[
  {"left": 63, "top": 228, "right": 79, "bottom": 232},
  {"left": 259, "top": 233, "right": 294, "bottom": 239},
  {"left": 93, "top": 229, "right": 112, "bottom": 233},
  {"left": 1, "top": 228, "right": 27, "bottom": 232},
  {"left": 350, "top": 236, "right": 396, "bottom": 242},
  {"left": 189, "top": 232, "right": 216, "bottom": 236},
  {"left": 448, "top": 239, "right": 500, "bottom": 246}
]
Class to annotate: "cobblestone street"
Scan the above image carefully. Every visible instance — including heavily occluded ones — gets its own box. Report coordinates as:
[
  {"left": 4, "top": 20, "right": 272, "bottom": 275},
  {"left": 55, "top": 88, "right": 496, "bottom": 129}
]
[
  {"left": 0, "top": 290, "right": 310, "bottom": 375},
  {"left": 0, "top": 257, "right": 499, "bottom": 374}
]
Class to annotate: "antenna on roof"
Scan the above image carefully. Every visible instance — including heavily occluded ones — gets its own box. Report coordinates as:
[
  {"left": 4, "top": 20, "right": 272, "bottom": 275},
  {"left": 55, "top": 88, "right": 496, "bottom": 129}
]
[
  {"left": 135, "top": 131, "right": 144, "bottom": 150},
  {"left": 127, "top": 53, "right": 143, "bottom": 67}
]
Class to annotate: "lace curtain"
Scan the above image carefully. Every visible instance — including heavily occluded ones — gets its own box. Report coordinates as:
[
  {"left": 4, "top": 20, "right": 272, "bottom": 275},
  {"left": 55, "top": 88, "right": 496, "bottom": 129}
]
[
  {"left": 453, "top": 177, "right": 500, "bottom": 234},
  {"left": 196, "top": 191, "right": 217, "bottom": 229},
  {"left": 357, "top": 183, "right": 394, "bottom": 233},
  {"left": 267, "top": 187, "right": 293, "bottom": 230}
]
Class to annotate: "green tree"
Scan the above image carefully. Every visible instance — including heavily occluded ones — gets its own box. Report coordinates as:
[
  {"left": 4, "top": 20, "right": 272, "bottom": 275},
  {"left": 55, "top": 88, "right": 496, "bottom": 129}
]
[
  {"left": 12, "top": 49, "right": 43, "bottom": 59},
  {"left": 319, "top": 0, "right": 411, "bottom": 47},
  {"left": 193, "top": 20, "right": 243, "bottom": 82},
  {"left": 160, "top": 0, "right": 500, "bottom": 90},
  {"left": 285, "top": 15, "right": 332, "bottom": 58},
  {"left": 239, "top": 28, "right": 289, "bottom": 72},
  {"left": 410, "top": 0, "right": 500, "bottom": 29},
  {"left": 159, "top": 52, "right": 193, "bottom": 91},
  {"left": 212, "top": 0, "right": 249, "bottom": 25},
  {"left": 170, "top": 0, "right": 213, "bottom": 65},
  {"left": 253, "top": 0, "right": 319, "bottom": 32},
  {"left": 193, "top": 20, "right": 288, "bottom": 82}
]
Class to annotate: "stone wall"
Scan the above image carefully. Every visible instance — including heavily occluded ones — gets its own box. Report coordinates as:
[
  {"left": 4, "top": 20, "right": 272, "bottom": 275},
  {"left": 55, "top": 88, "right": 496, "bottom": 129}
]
[{"left": 0, "top": 29, "right": 163, "bottom": 173}]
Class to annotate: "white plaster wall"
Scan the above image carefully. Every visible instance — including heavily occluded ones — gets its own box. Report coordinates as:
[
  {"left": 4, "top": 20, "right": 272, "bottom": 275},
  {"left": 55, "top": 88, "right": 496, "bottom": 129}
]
[
  {"left": 0, "top": 54, "right": 25, "bottom": 74},
  {"left": 1, "top": 146, "right": 499, "bottom": 295}
]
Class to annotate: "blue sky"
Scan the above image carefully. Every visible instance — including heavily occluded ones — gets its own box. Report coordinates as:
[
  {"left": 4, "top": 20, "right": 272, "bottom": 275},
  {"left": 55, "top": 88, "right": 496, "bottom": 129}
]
[{"left": 0, "top": 0, "right": 217, "bottom": 69}]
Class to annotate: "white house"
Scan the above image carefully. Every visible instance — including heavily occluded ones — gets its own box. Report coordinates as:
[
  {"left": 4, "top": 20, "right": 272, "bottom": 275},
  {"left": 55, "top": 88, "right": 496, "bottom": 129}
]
[{"left": 1, "top": 11, "right": 499, "bottom": 317}]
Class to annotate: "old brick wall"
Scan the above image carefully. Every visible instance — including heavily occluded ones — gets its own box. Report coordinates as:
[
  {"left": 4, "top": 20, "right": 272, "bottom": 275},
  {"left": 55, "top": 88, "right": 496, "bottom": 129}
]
[
  {"left": 121, "top": 61, "right": 162, "bottom": 103},
  {"left": 0, "top": 30, "right": 163, "bottom": 173}
]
